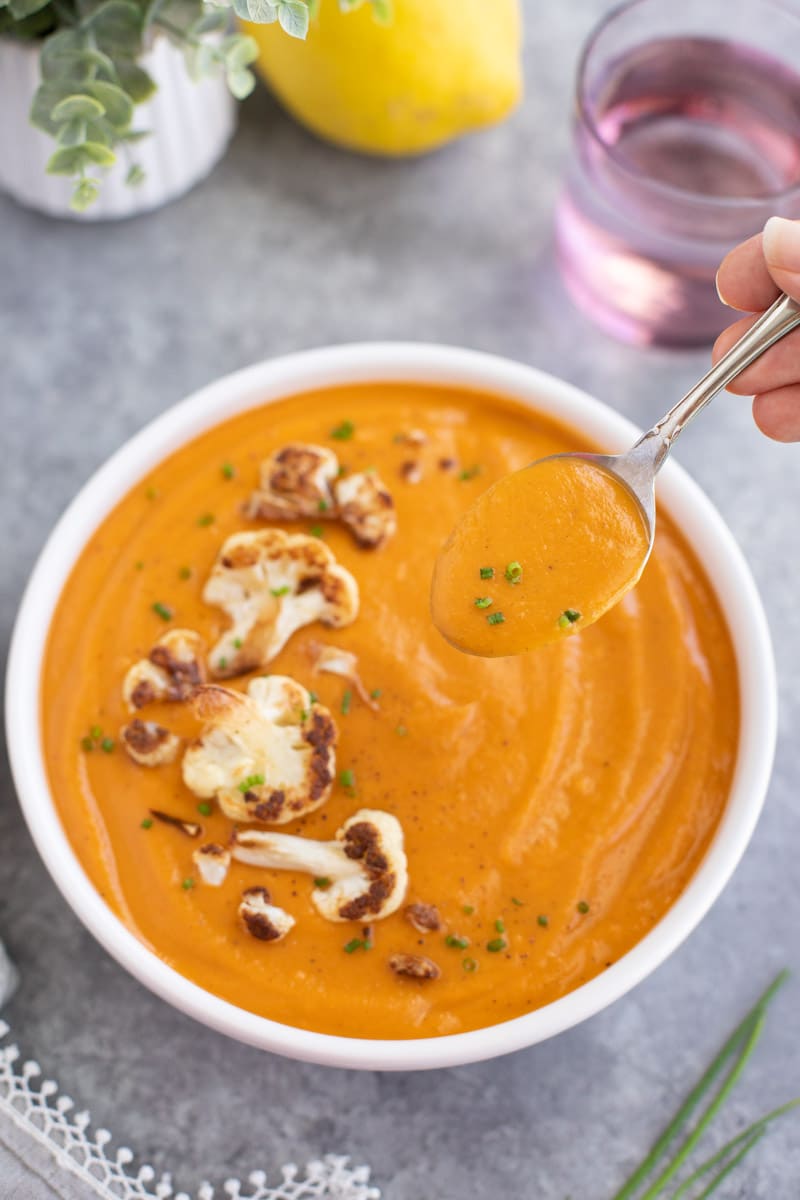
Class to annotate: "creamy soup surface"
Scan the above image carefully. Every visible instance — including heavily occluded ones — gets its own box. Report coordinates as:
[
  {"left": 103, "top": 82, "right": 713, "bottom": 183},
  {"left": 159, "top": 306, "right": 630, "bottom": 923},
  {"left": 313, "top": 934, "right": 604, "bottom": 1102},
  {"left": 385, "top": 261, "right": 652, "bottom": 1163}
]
[{"left": 42, "top": 383, "right": 739, "bottom": 1039}]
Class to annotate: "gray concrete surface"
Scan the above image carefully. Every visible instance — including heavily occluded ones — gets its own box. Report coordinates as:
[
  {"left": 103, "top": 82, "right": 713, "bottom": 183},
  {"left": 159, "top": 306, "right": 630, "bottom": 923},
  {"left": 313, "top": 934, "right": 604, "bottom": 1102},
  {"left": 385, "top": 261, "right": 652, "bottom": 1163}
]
[{"left": 1, "top": 2, "right": 799, "bottom": 1196}]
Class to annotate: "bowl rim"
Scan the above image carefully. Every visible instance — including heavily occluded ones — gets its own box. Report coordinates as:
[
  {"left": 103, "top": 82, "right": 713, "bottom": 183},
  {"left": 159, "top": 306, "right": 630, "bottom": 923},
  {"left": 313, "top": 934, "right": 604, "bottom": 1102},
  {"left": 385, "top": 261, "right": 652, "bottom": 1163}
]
[{"left": 5, "top": 341, "right": 777, "bottom": 1071}]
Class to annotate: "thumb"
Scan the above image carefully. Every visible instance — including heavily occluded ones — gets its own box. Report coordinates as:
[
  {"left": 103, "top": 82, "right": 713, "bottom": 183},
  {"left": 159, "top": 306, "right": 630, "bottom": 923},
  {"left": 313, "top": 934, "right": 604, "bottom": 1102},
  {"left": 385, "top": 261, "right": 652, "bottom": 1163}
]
[{"left": 762, "top": 216, "right": 800, "bottom": 302}]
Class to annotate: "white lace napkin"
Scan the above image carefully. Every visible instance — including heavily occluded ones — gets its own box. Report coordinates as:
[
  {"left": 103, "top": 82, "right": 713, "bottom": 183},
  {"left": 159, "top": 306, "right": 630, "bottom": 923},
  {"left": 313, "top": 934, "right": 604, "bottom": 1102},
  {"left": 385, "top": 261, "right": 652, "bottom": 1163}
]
[{"left": 0, "top": 941, "right": 379, "bottom": 1200}]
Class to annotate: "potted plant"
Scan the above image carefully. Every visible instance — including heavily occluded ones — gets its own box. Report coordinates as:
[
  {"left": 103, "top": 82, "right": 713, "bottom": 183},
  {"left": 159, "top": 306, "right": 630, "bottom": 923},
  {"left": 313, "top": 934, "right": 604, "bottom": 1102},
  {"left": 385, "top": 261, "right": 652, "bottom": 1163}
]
[{"left": 0, "top": 0, "right": 311, "bottom": 218}]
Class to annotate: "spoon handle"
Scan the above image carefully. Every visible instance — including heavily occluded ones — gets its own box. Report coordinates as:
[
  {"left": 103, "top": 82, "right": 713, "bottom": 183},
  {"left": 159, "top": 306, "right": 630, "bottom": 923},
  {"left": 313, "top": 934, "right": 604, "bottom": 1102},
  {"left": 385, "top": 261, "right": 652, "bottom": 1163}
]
[{"left": 641, "top": 292, "right": 800, "bottom": 469}]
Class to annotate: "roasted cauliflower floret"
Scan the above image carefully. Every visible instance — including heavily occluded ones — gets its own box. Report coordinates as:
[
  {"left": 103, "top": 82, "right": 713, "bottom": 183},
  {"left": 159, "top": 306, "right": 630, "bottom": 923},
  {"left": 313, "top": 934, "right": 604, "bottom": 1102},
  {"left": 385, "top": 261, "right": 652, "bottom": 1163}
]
[
  {"left": 120, "top": 719, "right": 180, "bottom": 767},
  {"left": 122, "top": 629, "right": 206, "bottom": 711},
  {"left": 203, "top": 529, "right": 359, "bottom": 678},
  {"left": 243, "top": 444, "right": 339, "bottom": 522},
  {"left": 192, "top": 843, "right": 231, "bottom": 887},
  {"left": 182, "top": 676, "right": 337, "bottom": 824},
  {"left": 238, "top": 886, "right": 295, "bottom": 942},
  {"left": 333, "top": 470, "right": 397, "bottom": 549},
  {"left": 310, "top": 641, "right": 378, "bottom": 710},
  {"left": 231, "top": 808, "right": 408, "bottom": 923}
]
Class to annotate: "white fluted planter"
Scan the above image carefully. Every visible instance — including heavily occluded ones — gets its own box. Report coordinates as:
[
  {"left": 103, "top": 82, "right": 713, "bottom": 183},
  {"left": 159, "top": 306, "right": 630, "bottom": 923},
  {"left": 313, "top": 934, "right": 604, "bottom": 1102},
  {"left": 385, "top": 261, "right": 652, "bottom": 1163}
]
[{"left": 0, "top": 35, "right": 236, "bottom": 220}]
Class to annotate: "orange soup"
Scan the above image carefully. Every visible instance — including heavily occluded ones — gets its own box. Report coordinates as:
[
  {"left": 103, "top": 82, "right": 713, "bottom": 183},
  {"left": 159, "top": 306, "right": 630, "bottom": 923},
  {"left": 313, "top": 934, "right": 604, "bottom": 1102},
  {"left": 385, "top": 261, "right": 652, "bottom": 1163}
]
[{"left": 42, "top": 383, "right": 739, "bottom": 1039}]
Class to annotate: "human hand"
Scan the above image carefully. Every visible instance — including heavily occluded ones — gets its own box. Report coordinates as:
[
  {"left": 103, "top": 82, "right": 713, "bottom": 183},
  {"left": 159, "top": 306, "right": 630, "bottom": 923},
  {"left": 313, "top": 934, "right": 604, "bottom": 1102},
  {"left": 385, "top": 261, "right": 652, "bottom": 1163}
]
[{"left": 714, "top": 216, "right": 800, "bottom": 442}]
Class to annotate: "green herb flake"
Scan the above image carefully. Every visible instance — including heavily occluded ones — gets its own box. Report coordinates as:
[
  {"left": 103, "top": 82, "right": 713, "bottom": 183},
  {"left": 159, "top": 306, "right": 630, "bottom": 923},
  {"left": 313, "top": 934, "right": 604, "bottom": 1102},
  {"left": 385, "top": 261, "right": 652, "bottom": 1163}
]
[
  {"left": 100, "top": 737, "right": 115, "bottom": 754},
  {"left": 135, "top": 560, "right": 144, "bottom": 571},
  {"left": 309, "top": 691, "right": 319, "bottom": 704},
  {"left": 504, "top": 561, "right": 523, "bottom": 585},
  {"left": 331, "top": 420, "right": 355, "bottom": 441},
  {"left": 270, "top": 585, "right": 291, "bottom": 597},
  {"left": 486, "top": 937, "right": 507, "bottom": 953},
  {"left": 197, "top": 512, "right": 215, "bottom": 527},
  {"left": 152, "top": 601, "right": 173, "bottom": 622},
  {"left": 339, "top": 768, "right": 356, "bottom": 790},
  {"left": 458, "top": 466, "right": 481, "bottom": 482},
  {"left": 81, "top": 736, "right": 94, "bottom": 752},
  {"left": 487, "top": 612, "right": 505, "bottom": 626},
  {"left": 309, "top": 524, "right": 324, "bottom": 538},
  {"left": 178, "top": 566, "right": 192, "bottom": 580},
  {"left": 145, "top": 486, "right": 158, "bottom": 501},
  {"left": 370, "top": 687, "right": 382, "bottom": 700},
  {"left": 479, "top": 566, "right": 495, "bottom": 579},
  {"left": 558, "top": 609, "right": 582, "bottom": 629},
  {"left": 462, "top": 904, "right": 475, "bottom": 915},
  {"left": 577, "top": 900, "right": 590, "bottom": 914},
  {"left": 197, "top": 802, "right": 213, "bottom": 817},
  {"left": 341, "top": 689, "right": 352, "bottom": 716},
  {"left": 314, "top": 877, "right": 332, "bottom": 889},
  {"left": 511, "top": 896, "right": 524, "bottom": 907},
  {"left": 181, "top": 877, "right": 195, "bottom": 891},
  {"left": 318, "top": 498, "right": 330, "bottom": 512},
  {"left": 90, "top": 725, "right": 102, "bottom": 740},
  {"left": 141, "top": 818, "right": 153, "bottom": 829},
  {"left": 221, "top": 462, "right": 235, "bottom": 480},
  {"left": 218, "top": 657, "right": 228, "bottom": 670},
  {"left": 537, "top": 914, "right": 549, "bottom": 927},
  {"left": 344, "top": 936, "right": 368, "bottom": 953},
  {"left": 238, "top": 773, "right": 265, "bottom": 793},
  {"left": 494, "top": 918, "right": 505, "bottom": 933},
  {"left": 395, "top": 724, "right": 408, "bottom": 737},
  {"left": 474, "top": 597, "right": 492, "bottom": 609},
  {"left": 445, "top": 934, "right": 470, "bottom": 950},
  {"left": 462, "top": 957, "right": 478, "bottom": 973}
]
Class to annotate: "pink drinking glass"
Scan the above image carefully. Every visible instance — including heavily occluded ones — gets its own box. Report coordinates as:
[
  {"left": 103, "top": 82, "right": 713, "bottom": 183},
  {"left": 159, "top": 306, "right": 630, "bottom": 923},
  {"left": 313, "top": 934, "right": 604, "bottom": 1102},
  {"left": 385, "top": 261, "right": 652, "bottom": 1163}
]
[{"left": 554, "top": 0, "right": 800, "bottom": 347}]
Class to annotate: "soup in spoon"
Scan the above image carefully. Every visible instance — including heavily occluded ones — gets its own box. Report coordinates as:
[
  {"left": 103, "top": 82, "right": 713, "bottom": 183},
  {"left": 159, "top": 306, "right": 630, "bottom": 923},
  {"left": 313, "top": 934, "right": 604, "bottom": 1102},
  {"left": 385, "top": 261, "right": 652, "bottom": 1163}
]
[{"left": 431, "top": 455, "right": 651, "bottom": 656}]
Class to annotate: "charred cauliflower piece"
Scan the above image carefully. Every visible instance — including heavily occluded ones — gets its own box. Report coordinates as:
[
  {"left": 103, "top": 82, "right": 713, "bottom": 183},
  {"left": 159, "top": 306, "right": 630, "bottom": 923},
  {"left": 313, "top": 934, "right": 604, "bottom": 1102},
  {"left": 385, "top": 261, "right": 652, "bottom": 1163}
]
[
  {"left": 120, "top": 719, "right": 180, "bottom": 767},
  {"left": 203, "top": 529, "right": 359, "bottom": 678},
  {"left": 238, "top": 886, "right": 295, "bottom": 942},
  {"left": 182, "top": 676, "right": 337, "bottom": 824},
  {"left": 333, "top": 471, "right": 397, "bottom": 549},
  {"left": 243, "top": 444, "right": 339, "bottom": 522},
  {"left": 192, "top": 842, "right": 231, "bottom": 887},
  {"left": 123, "top": 629, "right": 206, "bottom": 711},
  {"left": 231, "top": 808, "right": 408, "bottom": 923}
]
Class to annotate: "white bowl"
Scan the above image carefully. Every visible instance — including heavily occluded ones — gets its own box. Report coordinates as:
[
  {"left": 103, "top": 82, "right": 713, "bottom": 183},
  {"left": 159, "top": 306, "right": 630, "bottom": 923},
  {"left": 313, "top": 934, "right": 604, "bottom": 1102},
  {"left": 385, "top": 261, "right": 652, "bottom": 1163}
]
[{"left": 6, "top": 344, "right": 777, "bottom": 1070}]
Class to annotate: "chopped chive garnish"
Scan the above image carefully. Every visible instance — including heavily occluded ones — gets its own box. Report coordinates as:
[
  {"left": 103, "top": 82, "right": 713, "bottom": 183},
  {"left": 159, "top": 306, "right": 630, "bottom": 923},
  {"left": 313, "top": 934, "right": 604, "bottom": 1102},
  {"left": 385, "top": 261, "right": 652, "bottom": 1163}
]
[
  {"left": 559, "top": 609, "right": 582, "bottom": 628},
  {"left": 232, "top": 638, "right": 242, "bottom": 650},
  {"left": 339, "top": 768, "right": 355, "bottom": 790},
  {"left": 318, "top": 498, "right": 330, "bottom": 512},
  {"left": 221, "top": 462, "right": 235, "bottom": 479},
  {"left": 462, "top": 904, "right": 475, "bottom": 915},
  {"left": 238, "top": 773, "right": 265, "bottom": 793},
  {"left": 197, "top": 802, "right": 212, "bottom": 817},
  {"left": 218, "top": 657, "right": 228, "bottom": 670},
  {"left": 511, "top": 897, "right": 524, "bottom": 907},
  {"left": 494, "top": 918, "right": 505, "bottom": 933},
  {"left": 152, "top": 601, "right": 173, "bottom": 621},
  {"left": 577, "top": 900, "right": 590, "bottom": 914},
  {"left": 395, "top": 724, "right": 408, "bottom": 737},
  {"left": 445, "top": 934, "right": 470, "bottom": 950},
  {"left": 135, "top": 560, "right": 144, "bottom": 571},
  {"left": 479, "top": 566, "right": 494, "bottom": 580},
  {"left": 309, "top": 524, "right": 324, "bottom": 538},
  {"left": 300, "top": 708, "right": 309, "bottom": 722},
  {"left": 474, "top": 597, "right": 492, "bottom": 609},
  {"left": 90, "top": 725, "right": 102, "bottom": 740},
  {"left": 145, "top": 486, "right": 158, "bottom": 500},
  {"left": 100, "top": 737, "right": 115, "bottom": 753},
  {"left": 181, "top": 877, "right": 195, "bottom": 890},
  {"left": 331, "top": 420, "right": 355, "bottom": 441},
  {"left": 487, "top": 612, "right": 505, "bottom": 626},
  {"left": 309, "top": 691, "right": 319, "bottom": 704},
  {"left": 504, "top": 561, "right": 522, "bottom": 585},
  {"left": 486, "top": 937, "right": 507, "bottom": 953},
  {"left": 140, "top": 818, "right": 153, "bottom": 829},
  {"left": 197, "top": 512, "right": 215, "bottom": 527},
  {"left": 458, "top": 465, "right": 480, "bottom": 481},
  {"left": 270, "top": 585, "right": 291, "bottom": 597},
  {"left": 462, "top": 957, "right": 478, "bottom": 973},
  {"left": 314, "top": 877, "right": 331, "bottom": 889},
  {"left": 341, "top": 689, "right": 352, "bottom": 715},
  {"left": 537, "top": 914, "right": 549, "bottom": 927},
  {"left": 370, "top": 687, "right": 382, "bottom": 699},
  {"left": 81, "top": 736, "right": 93, "bottom": 752},
  {"left": 344, "top": 937, "right": 369, "bottom": 953},
  {"left": 178, "top": 566, "right": 192, "bottom": 580}
]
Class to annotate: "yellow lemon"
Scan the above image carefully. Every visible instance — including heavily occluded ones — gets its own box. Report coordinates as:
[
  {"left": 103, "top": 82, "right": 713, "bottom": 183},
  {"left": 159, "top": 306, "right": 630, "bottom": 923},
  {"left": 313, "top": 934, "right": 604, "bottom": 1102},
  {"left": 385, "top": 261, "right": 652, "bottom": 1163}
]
[{"left": 244, "top": 0, "right": 522, "bottom": 156}]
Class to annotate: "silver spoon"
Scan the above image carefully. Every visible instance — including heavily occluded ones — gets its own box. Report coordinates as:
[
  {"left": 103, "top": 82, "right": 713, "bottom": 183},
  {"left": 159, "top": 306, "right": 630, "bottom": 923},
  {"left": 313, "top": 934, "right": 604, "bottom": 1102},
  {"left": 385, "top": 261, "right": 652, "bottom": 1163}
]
[{"left": 567, "top": 291, "right": 800, "bottom": 567}]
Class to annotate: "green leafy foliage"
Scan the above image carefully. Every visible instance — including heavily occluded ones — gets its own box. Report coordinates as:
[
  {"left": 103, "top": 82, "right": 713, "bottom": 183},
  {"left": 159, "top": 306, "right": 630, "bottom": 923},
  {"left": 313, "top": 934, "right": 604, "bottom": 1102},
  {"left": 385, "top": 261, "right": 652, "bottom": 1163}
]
[{"left": 6, "top": 0, "right": 385, "bottom": 209}]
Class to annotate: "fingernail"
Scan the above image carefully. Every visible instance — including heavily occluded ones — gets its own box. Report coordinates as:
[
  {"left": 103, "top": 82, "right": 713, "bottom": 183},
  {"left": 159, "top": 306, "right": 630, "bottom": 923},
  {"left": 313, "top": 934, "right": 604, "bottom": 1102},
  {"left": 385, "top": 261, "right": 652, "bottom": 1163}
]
[
  {"left": 715, "top": 269, "right": 729, "bottom": 305},
  {"left": 762, "top": 215, "right": 800, "bottom": 268}
]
